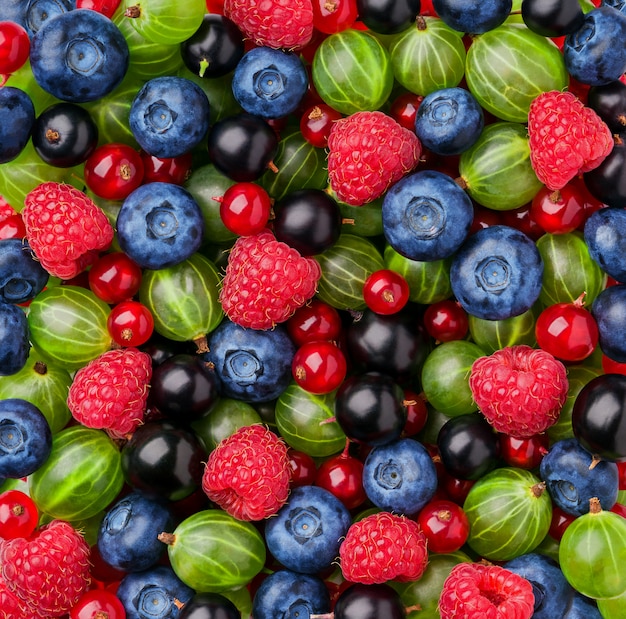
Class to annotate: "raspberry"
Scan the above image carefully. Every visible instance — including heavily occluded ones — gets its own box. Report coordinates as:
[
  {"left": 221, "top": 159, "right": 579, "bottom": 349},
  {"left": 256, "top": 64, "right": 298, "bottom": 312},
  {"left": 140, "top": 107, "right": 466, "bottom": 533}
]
[
  {"left": 528, "top": 90, "right": 614, "bottom": 191},
  {"left": 327, "top": 110, "right": 422, "bottom": 206},
  {"left": 339, "top": 511, "right": 428, "bottom": 584},
  {"left": 0, "top": 520, "right": 91, "bottom": 618},
  {"left": 1, "top": 571, "right": 40, "bottom": 619},
  {"left": 67, "top": 347, "right": 153, "bottom": 439},
  {"left": 202, "top": 424, "right": 291, "bottom": 521},
  {"left": 219, "top": 228, "right": 322, "bottom": 330},
  {"left": 224, "top": 0, "right": 314, "bottom": 50},
  {"left": 438, "top": 562, "right": 534, "bottom": 619},
  {"left": 469, "top": 345, "right": 568, "bottom": 438},
  {"left": 22, "top": 182, "right": 114, "bottom": 280}
]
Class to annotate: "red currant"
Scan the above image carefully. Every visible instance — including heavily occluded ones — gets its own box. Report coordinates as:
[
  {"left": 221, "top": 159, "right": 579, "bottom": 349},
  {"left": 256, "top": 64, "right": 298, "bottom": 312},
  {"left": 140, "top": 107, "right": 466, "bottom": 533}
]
[
  {"left": 89, "top": 252, "right": 143, "bottom": 304},
  {"left": 69, "top": 588, "right": 126, "bottom": 619},
  {"left": 423, "top": 299, "right": 469, "bottom": 342},
  {"left": 548, "top": 505, "right": 576, "bottom": 540},
  {"left": 218, "top": 182, "right": 272, "bottom": 236},
  {"left": 617, "top": 460, "right": 626, "bottom": 490},
  {"left": 530, "top": 180, "right": 588, "bottom": 234},
  {"left": 140, "top": 150, "right": 193, "bottom": 185},
  {"left": 499, "top": 433, "right": 549, "bottom": 469},
  {"left": 288, "top": 449, "right": 318, "bottom": 487},
  {"left": 417, "top": 498, "right": 470, "bottom": 554},
  {"left": 0, "top": 490, "right": 39, "bottom": 539},
  {"left": 0, "top": 21, "right": 30, "bottom": 76},
  {"left": 315, "top": 442, "right": 367, "bottom": 510},
  {"left": 441, "top": 474, "right": 475, "bottom": 505},
  {"left": 286, "top": 299, "right": 343, "bottom": 346},
  {"left": 602, "top": 354, "right": 626, "bottom": 375},
  {"left": 535, "top": 293, "right": 599, "bottom": 362},
  {"left": 389, "top": 92, "right": 423, "bottom": 131},
  {"left": 363, "top": 269, "right": 410, "bottom": 315},
  {"left": 402, "top": 389, "right": 429, "bottom": 436},
  {"left": 611, "top": 502, "right": 626, "bottom": 519},
  {"left": 107, "top": 300, "right": 154, "bottom": 347},
  {"left": 299, "top": 104, "right": 343, "bottom": 148},
  {"left": 469, "top": 204, "right": 503, "bottom": 234},
  {"left": 76, "top": 0, "right": 122, "bottom": 17},
  {"left": 84, "top": 143, "right": 145, "bottom": 201},
  {"left": 499, "top": 203, "right": 544, "bottom": 240},
  {"left": 292, "top": 340, "right": 347, "bottom": 394},
  {"left": 206, "top": 0, "right": 225, "bottom": 13},
  {"left": 311, "top": 0, "right": 358, "bottom": 34},
  {"left": 0, "top": 213, "right": 26, "bottom": 239}
]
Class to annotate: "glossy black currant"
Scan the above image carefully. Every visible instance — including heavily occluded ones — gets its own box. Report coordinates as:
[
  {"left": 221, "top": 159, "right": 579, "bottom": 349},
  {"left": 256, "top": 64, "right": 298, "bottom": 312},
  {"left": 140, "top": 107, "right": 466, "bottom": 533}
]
[
  {"left": 356, "top": 0, "right": 421, "bottom": 34},
  {"left": 334, "top": 583, "right": 406, "bottom": 619},
  {"left": 521, "top": 0, "right": 584, "bottom": 37},
  {"left": 587, "top": 79, "right": 626, "bottom": 134},
  {"left": 178, "top": 592, "right": 241, "bottom": 619},
  {"left": 584, "top": 135, "right": 626, "bottom": 208}
]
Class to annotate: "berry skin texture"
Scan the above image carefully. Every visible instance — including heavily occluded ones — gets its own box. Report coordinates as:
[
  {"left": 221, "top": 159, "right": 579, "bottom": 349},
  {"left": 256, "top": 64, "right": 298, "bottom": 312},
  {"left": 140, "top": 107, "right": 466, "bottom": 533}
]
[
  {"left": 0, "top": 520, "right": 91, "bottom": 618},
  {"left": 224, "top": 0, "right": 314, "bottom": 50},
  {"left": 22, "top": 182, "right": 114, "bottom": 280},
  {"left": 339, "top": 511, "right": 428, "bottom": 584},
  {"left": 327, "top": 110, "right": 422, "bottom": 206},
  {"left": 469, "top": 345, "right": 568, "bottom": 438},
  {"left": 67, "top": 347, "right": 152, "bottom": 440},
  {"left": 219, "top": 228, "right": 322, "bottom": 330},
  {"left": 438, "top": 562, "right": 534, "bottom": 619},
  {"left": 202, "top": 424, "right": 292, "bottom": 521},
  {"left": 528, "top": 90, "right": 613, "bottom": 191}
]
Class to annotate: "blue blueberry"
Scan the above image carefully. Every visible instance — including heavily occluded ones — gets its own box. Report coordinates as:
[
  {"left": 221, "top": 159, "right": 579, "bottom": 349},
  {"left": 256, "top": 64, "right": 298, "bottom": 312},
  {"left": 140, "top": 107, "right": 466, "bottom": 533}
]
[
  {"left": 0, "top": 302, "right": 30, "bottom": 376},
  {"left": 603, "top": 0, "right": 626, "bottom": 16},
  {"left": 0, "top": 86, "right": 35, "bottom": 164},
  {"left": 563, "top": 6, "right": 626, "bottom": 85},
  {"left": 539, "top": 438, "right": 619, "bottom": 516},
  {"left": 504, "top": 553, "right": 575, "bottom": 619},
  {"left": 382, "top": 170, "right": 474, "bottom": 262},
  {"left": 563, "top": 593, "right": 603, "bottom": 618},
  {"left": 362, "top": 438, "right": 438, "bottom": 515},
  {"left": 0, "top": 239, "right": 49, "bottom": 305},
  {"left": 232, "top": 47, "right": 309, "bottom": 119},
  {"left": 414, "top": 87, "right": 484, "bottom": 156},
  {"left": 450, "top": 225, "right": 544, "bottom": 320},
  {"left": 129, "top": 76, "right": 210, "bottom": 158},
  {"left": 117, "top": 565, "right": 195, "bottom": 619},
  {"left": 203, "top": 319, "right": 296, "bottom": 403},
  {"left": 251, "top": 570, "right": 331, "bottom": 619},
  {"left": 265, "top": 485, "right": 352, "bottom": 574},
  {"left": 584, "top": 207, "right": 626, "bottom": 283},
  {"left": 25, "top": 0, "right": 76, "bottom": 37},
  {"left": 30, "top": 9, "right": 129, "bottom": 103},
  {"left": 432, "top": 0, "right": 512, "bottom": 33},
  {"left": 0, "top": 398, "right": 52, "bottom": 479},
  {"left": 0, "top": 1, "right": 28, "bottom": 29},
  {"left": 97, "top": 492, "right": 174, "bottom": 573},
  {"left": 591, "top": 283, "right": 626, "bottom": 362},
  {"left": 116, "top": 182, "right": 204, "bottom": 270}
]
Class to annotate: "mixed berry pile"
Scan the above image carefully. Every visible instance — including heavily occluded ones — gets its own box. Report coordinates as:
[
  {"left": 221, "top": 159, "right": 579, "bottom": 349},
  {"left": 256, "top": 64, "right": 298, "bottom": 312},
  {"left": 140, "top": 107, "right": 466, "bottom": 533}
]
[{"left": 1, "top": 0, "right": 626, "bottom": 618}]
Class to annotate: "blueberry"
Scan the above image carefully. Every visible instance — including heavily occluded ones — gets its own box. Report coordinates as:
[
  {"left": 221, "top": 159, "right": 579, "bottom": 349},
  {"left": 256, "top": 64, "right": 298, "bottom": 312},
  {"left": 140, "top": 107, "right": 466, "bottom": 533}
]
[
  {"left": 0, "top": 398, "right": 52, "bottom": 479},
  {"left": 504, "top": 553, "right": 575, "bottom": 619},
  {"left": 563, "top": 6, "right": 626, "bottom": 86},
  {"left": 591, "top": 283, "right": 626, "bottom": 362},
  {"left": 539, "top": 438, "right": 619, "bottom": 516},
  {"left": 116, "top": 182, "right": 204, "bottom": 270},
  {"left": 0, "top": 1, "right": 29, "bottom": 29},
  {"left": 203, "top": 320, "right": 296, "bottom": 403},
  {"left": 25, "top": 0, "right": 76, "bottom": 37},
  {"left": 0, "top": 301, "right": 30, "bottom": 376},
  {"left": 0, "top": 239, "right": 48, "bottom": 305},
  {"left": 251, "top": 569, "right": 331, "bottom": 619},
  {"left": 584, "top": 207, "right": 626, "bottom": 283},
  {"left": 382, "top": 170, "right": 474, "bottom": 262},
  {"left": 450, "top": 225, "right": 544, "bottom": 320},
  {"left": 30, "top": 9, "right": 129, "bottom": 103},
  {"left": 414, "top": 87, "right": 484, "bottom": 156},
  {"left": 0, "top": 86, "right": 36, "bottom": 164},
  {"left": 432, "top": 0, "right": 512, "bottom": 33},
  {"left": 362, "top": 438, "right": 438, "bottom": 515},
  {"left": 563, "top": 593, "right": 603, "bottom": 618},
  {"left": 265, "top": 485, "right": 352, "bottom": 574},
  {"left": 603, "top": 0, "right": 626, "bottom": 16},
  {"left": 97, "top": 492, "right": 174, "bottom": 573},
  {"left": 129, "top": 76, "right": 210, "bottom": 158},
  {"left": 117, "top": 565, "right": 195, "bottom": 619},
  {"left": 232, "top": 46, "right": 309, "bottom": 119}
]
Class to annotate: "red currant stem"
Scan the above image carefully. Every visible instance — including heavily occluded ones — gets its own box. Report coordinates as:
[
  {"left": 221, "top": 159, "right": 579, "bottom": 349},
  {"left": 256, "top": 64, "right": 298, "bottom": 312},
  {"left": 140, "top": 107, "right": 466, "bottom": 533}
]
[
  {"left": 157, "top": 532, "right": 176, "bottom": 545},
  {"left": 0, "top": 74, "right": 9, "bottom": 88},
  {"left": 340, "top": 437, "right": 351, "bottom": 458},
  {"left": 531, "top": 481, "right": 546, "bottom": 498},
  {"left": 403, "top": 399, "right": 417, "bottom": 407},
  {"left": 211, "top": 195, "right": 224, "bottom": 203},
  {"left": 11, "top": 504, "right": 24, "bottom": 516},
  {"left": 589, "top": 454, "right": 602, "bottom": 470},
  {"left": 342, "top": 218, "right": 355, "bottom": 225},
  {"left": 573, "top": 291, "right": 587, "bottom": 308},
  {"left": 382, "top": 290, "right": 395, "bottom": 303},
  {"left": 549, "top": 190, "right": 562, "bottom": 203},
  {"left": 308, "top": 105, "right": 324, "bottom": 120},
  {"left": 618, "top": 114, "right": 626, "bottom": 127},
  {"left": 589, "top": 497, "right": 602, "bottom": 514},
  {"left": 194, "top": 335, "right": 209, "bottom": 354},
  {"left": 198, "top": 58, "right": 210, "bottom": 78},
  {"left": 416, "top": 15, "right": 427, "bottom": 30},
  {"left": 406, "top": 604, "right": 422, "bottom": 614},
  {"left": 437, "top": 509, "right": 452, "bottom": 522},
  {"left": 34, "top": 360, "right": 47, "bottom": 375},
  {"left": 124, "top": 5, "right": 141, "bottom": 17},
  {"left": 267, "top": 160, "right": 279, "bottom": 174},
  {"left": 94, "top": 612, "right": 109, "bottom": 619},
  {"left": 319, "top": 416, "right": 337, "bottom": 425}
]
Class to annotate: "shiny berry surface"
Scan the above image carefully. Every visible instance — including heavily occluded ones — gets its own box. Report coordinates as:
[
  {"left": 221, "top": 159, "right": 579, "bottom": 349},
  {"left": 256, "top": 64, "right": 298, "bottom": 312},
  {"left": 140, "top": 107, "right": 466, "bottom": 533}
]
[
  {"left": 219, "top": 182, "right": 272, "bottom": 236},
  {"left": 286, "top": 299, "right": 343, "bottom": 346},
  {"left": 0, "top": 490, "right": 39, "bottom": 540},
  {"left": 417, "top": 498, "right": 470, "bottom": 553},
  {"left": 311, "top": 0, "right": 359, "bottom": 33},
  {"left": 423, "top": 299, "right": 469, "bottom": 342},
  {"left": 0, "top": 21, "right": 30, "bottom": 76},
  {"left": 76, "top": 0, "right": 122, "bottom": 17},
  {"left": 88, "top": 252, "right": 143, "bottom": 304},
  {"left": 402, "top": 389, "right": 429, "bottom": 436},
  {"left": 107, "top": 300, "right": 155, "bottom": 347},
  {"left": 288, "top": 449, "right": 318, "bottom": 487},
  {"left": 292, "top": 339, "right": 347, "bottom": 394},
  {"left": 530, "top": 180, "right": 588, "bottom": 234},
  {"left": 140, "top": 150, "right": 193, "bottom": 185},
  {"left": 363, "top": 269, "right": 410, "bottom": 315},
  {"left": 499, "top": 432, "right": 549, "bottom": 469},
  {"left": 300, "top": 103, "right": 343, "bottom": 148},
  {"left": 0, "top": 213, "right": 26, "bottom": 239},
  {"left": 84, "top": 143, "right": 145, "bottom": 201},
  {"left": 315, "top": 443, "right": 367, "bottom": 510},
  {"left": 389, "top": 92, "right": 423, "bottom": 131},
  {"left": 69, "top": 588, "right": 126, "bottom": 619}
]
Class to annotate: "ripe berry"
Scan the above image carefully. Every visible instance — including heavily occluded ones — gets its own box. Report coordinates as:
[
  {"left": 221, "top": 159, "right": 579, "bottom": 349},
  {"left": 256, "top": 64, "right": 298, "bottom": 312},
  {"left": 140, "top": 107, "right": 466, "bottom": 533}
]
[
  {"left": 88, "top": 252, "right": 143, "bottom": 304},
  {"left": 140, "top": 150, "right": 193, "bottom": 185},
  {"left": 287, "top": 449, "right": 317, "bottom": 487},
  {"left": 311, "top": 0, "right": 358, "bottom": 33},
  {"left": 0, "top": 490, "right": 39, "bottom": 540},
  {"left": 300, "top": 103, "right": 343, "bottom": 148},
  {"left": 389, "top": 91, "right": 423, "bottom": 131},
  {"left": 423, "top": 299, "right": 469, "bottom": 342},
  {"left": 76, "top": 0, "right": 122, "bottom": 18},
  {"left": 0, "top": 21, "right": 30, "bottom": 76},
  {"left": 292, "top": 339, "right": 347, "bottom": 394},
  {"left": 286, "top": 299, "right": 343, "bottom": 346},
  {"left": 499, "top": 433, "right": 550, "bottom": 469},
  {"left": 363, "top": 269, "right": 410, "bottom": 315},
  {"left": 0, "top": 213, "right": 26, "bottom": 240},
  {"left": 107, "top": 300, "right": 155, "bottom": 348},
  {"left": 218, "top": 182, "right": 272, "bottom": 236},
  {"left": 530, "top": 179, "right": 588, "bottom": 234},
  {"left": 417, "top": 498, "right": 470, "bottom": 554},
  {"left": 402, "top": 389, "right": 429, "bottom": 436},
  {"left": 84, "top": 143, "right": 145, "bottom": 201},
  {"left": 69, "top": 589, "right": 126, "bottom": 619}
]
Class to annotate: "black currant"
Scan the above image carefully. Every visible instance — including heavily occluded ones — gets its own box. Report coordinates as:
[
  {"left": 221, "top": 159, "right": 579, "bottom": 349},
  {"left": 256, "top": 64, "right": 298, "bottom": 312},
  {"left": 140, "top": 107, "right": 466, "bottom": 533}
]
[
  {"left": 31, "top": 101, "right": 98, "bottom": 167},
  {"left": 356, "top": 0, "right": 421, "bottom": 34},
  {"left": 272, "top": 188, "right": 342, "bottom": 255},
  {"left": 587, "top": 79, "right": 626, "bottom": 134},
  {"left": 583, "top": 135, "right": 626, "bottom": 208},
  {"left": 334, "top": 583, "right": 406, "bottom": 619},
  {"left": 521, "top": 0, "right": 584, "bottom": 38},
  {"left": 178, "top": 592, "right": 241, "bottom": 619}
]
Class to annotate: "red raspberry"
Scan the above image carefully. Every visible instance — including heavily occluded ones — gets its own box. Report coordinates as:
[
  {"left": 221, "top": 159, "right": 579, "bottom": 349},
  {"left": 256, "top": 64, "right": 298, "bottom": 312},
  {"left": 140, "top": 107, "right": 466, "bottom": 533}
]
[
  {"left": 438, "top": 562, "right": 534, "bottom": 619},
  {"left": 327, "top": 110, "right": 422, "bottom": 206},
  {"left": 469, "top": 345, "right": 568, "bottom": 438},
  {"left": 224, "top": 0, "right": 314, "bottom": 50},
  {"left": 1, "top": 571, "right": 41, "bottom": 619},
  {"left": 67, "top": 347, "right": 153, "bottom": 439},
  {"left": 528, "top": 90, "right": 614, "bottom": 191},
  {"left": 219, "top": 228, "right": 322, "bottom": 330},
  {"left": 202, "top": 424, "right": 291, "bottom": 521},
  {"left": 22, "top": 182, "right": 114, "bottom": 280},
  {"left": 339, "top": 511, "right": 428, "bottom": 584},
  {"left": 0, "top": 520, "right": 91, "bottom": 618}
]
